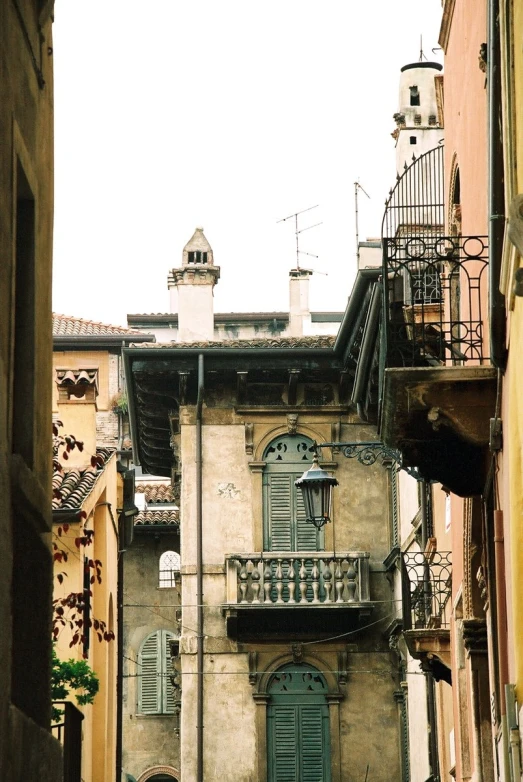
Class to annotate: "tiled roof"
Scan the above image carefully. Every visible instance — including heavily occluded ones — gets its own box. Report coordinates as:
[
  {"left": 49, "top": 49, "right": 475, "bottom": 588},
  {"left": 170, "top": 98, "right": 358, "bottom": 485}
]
[
  {"left": 53, "top": 313, "right": 144, "bottom": 337},
  {"left": 52, "top": 448, "right": 114, "bottom": 510},
  {"left": 135, "top": 509, "right": 180, "bottom": 527},
  {"left": 131, "top": 335, "right": 337, "bottom": 349},
  {"left": 136, "top": 483, "right": 176, "bottom": 503}
]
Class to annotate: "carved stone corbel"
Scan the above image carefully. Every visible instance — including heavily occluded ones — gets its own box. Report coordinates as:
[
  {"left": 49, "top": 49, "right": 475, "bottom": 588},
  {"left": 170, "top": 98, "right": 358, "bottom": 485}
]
[
  {"left": 287, "top": 414, "right": 298, "bottom": 436},
  {"left": 249, "top": 651, "right": 258, "bottom": 686},
  {"left": 245, "top": 422, "right": 254, "bottom": 455}
]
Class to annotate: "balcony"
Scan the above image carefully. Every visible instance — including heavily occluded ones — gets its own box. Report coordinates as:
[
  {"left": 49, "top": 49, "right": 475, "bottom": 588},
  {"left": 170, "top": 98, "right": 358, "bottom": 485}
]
[
  {"left": 401, "top": 548, "right": 452, "bottom": 683},
  {"left": 380, "top": 235, "right": 496, "bottom": 496},
  {"left": 51, "top": 701, "right": 84, "bottom": 782},
  {"left": 222, "top": 551, "right": 372, "bottom": 641}
]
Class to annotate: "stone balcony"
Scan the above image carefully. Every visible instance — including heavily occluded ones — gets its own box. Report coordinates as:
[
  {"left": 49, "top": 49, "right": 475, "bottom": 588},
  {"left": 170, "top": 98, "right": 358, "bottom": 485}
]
[{"left": 222, "top": 552, "right": 372, "bottom": 641}]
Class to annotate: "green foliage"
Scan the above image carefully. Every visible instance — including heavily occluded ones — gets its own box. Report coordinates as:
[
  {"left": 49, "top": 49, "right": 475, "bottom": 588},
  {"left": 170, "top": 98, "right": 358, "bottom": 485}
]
[
  {"left": 51, "top": 646, "right": 100, "bottom": 722},
  {"left": 110, "top": 392, "right": 128, "bottom": 415}
]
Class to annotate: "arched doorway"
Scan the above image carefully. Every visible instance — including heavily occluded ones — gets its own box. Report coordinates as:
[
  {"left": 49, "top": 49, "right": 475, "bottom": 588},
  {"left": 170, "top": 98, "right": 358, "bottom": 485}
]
[{"left": 267, "top": 663, "right": 331, "bottom": 782}]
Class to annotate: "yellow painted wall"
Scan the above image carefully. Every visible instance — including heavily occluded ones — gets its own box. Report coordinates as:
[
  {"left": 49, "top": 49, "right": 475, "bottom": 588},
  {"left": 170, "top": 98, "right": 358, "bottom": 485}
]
[
  {"left": 52, "top": 350, "right": 111, "bottom": 412},
  {"left": 53, "top": 455, "right": 119, "bottom": 781}
]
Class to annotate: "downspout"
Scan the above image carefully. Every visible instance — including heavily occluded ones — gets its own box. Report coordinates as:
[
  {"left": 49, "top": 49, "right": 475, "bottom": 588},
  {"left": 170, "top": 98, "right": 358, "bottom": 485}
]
[
  {"left": 196, "top": 354, "right": 204, "bottom": 782},
  {"left": 488, "top": 0, "right": 507, "bottom": 369},
  {"left": 116, "top": 513, "right": 125, "bottom": 782},
  {"left": 494, "top": 509, "right": 511, "bottom": 778}
]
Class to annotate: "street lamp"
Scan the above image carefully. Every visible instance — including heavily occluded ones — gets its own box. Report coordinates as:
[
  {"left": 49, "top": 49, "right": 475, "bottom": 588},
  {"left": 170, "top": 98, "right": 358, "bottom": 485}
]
[{"left": 295, "top": 450, "right": 338, "bottom": 529}]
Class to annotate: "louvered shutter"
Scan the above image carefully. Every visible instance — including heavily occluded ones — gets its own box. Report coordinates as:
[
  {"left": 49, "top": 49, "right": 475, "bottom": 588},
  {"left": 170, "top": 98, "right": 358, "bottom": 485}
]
[
  {"left": 295, "top": 481, "right": 319, "bottom": 551},
  {"left": 139, "top": 632, "right": 160, "bottom": 714},
  {"left": 270, "top": 705, "right": 298, "bottom": 781},
  {"left": 300, "top": 706, "right": 326, "bottom": 781},
  {"left": 163, "top": 631, "right": 176, "bottom": 714},
  {"left": 267, "top": 474, "right": 293, "bottom": 551}
]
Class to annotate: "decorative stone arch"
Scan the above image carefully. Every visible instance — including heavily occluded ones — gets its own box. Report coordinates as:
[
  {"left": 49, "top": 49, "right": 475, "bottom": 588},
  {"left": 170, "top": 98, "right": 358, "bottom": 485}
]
[
  {"left": 252, "top": 652, "right": 344, "bottom": 782},
  {"left": 252, "top": 423, "right": 334, "bottom": 464},
  {"left": 137, "top": 765, "right": 179, "bottom": 782}
]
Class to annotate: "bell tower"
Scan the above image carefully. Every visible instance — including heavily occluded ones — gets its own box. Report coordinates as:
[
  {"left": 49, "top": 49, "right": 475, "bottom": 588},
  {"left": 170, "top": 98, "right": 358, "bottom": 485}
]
[{"left": 167, "top": 227, "right": 220, "bottom": 342}]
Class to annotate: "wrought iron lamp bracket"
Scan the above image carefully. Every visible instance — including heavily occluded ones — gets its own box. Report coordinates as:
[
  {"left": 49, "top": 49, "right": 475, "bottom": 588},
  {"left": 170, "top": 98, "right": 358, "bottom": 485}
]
[{"left": 317, "top": 441, "right": 401, "bottom": 467}]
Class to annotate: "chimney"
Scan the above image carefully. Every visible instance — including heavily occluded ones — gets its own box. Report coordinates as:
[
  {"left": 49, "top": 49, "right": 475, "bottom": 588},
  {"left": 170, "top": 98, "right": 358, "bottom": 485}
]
[
  {"left": 55, "top": 368, "right": 99, "bottom": 468},
  {"left": 168, "top": 227, "right": 220, "bottom": 342},
  {"left": 288, "top": 268, "right": 312, "bottom": 336}
]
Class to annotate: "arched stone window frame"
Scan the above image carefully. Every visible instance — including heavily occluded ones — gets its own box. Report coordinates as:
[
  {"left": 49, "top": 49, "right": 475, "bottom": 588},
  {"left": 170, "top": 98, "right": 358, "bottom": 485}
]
[
  {"left": 247, "top": 423, "right": 337, "bottom": 552},
  {"left": 158, "top": 550, "right": 181, "bottom": 589},
  {"left": 137, "top": 765, "right": 179, "bottom": 782},
  {"left": 252, "top": 651, "right": 344, "bottom": 782}
]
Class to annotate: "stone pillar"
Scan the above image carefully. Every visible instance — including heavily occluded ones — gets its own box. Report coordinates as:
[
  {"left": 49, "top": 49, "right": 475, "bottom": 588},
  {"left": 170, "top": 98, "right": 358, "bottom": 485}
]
[{"left": 463, "top": 619, "right": 494, "bottom": 782}]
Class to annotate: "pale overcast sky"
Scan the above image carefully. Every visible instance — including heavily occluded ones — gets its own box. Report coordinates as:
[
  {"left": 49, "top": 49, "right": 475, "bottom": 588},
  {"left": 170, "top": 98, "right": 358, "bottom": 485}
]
[{"left": 52, "top": 1, "right": 443, "bottom": 328}]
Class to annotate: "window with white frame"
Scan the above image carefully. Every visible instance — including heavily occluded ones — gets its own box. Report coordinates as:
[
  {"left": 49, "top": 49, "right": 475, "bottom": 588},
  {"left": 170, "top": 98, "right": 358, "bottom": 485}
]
[
  {"left": 159, "top": 550, "right": 180, "bottom": 588},
  {"left": 138, "top": 629, "right": 176, "bottom": 715}
]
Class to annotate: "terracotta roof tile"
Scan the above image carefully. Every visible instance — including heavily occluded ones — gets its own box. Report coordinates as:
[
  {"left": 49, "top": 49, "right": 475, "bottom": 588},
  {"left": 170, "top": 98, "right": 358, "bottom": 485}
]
[
  {"left": 135, "top": 483, "right": 176, "bottom": 503},
  {"left": 131, "top": 335, "right": 337, "bottom": 349},
  {"left": 52, "top": 448, "right": 114, "bottom": 510},
  {"left": 53, "top": 313, "right": 145, "bottom": 337},
  {"left": 134, "top": 509, "right": 180, "bottom": 527}
]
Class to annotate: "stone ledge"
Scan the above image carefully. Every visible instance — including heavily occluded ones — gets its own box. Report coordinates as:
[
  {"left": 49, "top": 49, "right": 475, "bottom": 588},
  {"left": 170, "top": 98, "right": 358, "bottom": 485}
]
[{"left": 6, "top": 704, "right": 62, "bottom": 781}]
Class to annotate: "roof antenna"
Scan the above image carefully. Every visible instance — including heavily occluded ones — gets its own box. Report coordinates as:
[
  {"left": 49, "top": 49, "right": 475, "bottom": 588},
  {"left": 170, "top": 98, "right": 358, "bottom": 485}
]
[
  {"left": 277, "top": 205, "right": 322, "bottom": 270},
  {"left": 354, "top": 181, "right": 370, "bottom": 266},
  {"left": 419, "top": 35, "right": 427, "bottom": 62}
]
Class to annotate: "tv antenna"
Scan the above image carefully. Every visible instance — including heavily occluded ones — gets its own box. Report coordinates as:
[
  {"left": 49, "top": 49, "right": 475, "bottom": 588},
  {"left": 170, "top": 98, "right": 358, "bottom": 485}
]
[
  {"left": 277, "top": 204, "right": 322, "bottom": 271},
  {"left": 354, "top": 181, "right": 370, "bottom": 265}
]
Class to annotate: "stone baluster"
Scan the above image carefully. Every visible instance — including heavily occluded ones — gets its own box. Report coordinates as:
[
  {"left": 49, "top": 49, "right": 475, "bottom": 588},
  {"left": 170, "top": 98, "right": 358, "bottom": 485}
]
[
  {"left": 239, "top": 559, "right": 249, "bottom": 604},
  {"left": 264, "top": 560, "right": 273, "bottom": 604},
  {"left": 322, "top": 558, "right": 332, "bottom": 604},
  {"left": 311, "top": 560, "right": 320, "bottom": 604},
  {"left": 251, "top": 560, "right": 261, "bottom": 604},
  {"left": 335, "top": 559, "right": 344, "bottom": 603},
  {"left": 346, "top": 558, "right": 357, "bottom": 602},
  {"left": 287, "top": 559, "right": 296, "bottom": 604},
  {"left": 299, "top": 559, "right": 308, "bottom": 603},
  {"left": 275, "top": 559, "right": 284, "bottom": 603}
]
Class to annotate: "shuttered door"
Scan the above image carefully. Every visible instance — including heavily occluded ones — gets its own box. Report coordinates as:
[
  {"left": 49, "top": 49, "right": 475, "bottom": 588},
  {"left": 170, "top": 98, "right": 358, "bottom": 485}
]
[
  {"left": 139, "top": 632, "right": 161, "bottom": 714},
  {"left": 264, "top": 471, "right": 322, "bottom": 552},
  {"left": 268, "top": 664, "right": 331, "bottom": 782}
]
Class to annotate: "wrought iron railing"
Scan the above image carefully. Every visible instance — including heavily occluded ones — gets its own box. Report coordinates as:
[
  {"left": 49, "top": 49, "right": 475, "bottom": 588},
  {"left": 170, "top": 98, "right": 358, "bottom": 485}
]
[
  {"left": 382, "top": 235, "right": 488, "bottom": 370},
  {"left": 225, "top": 552, "right": 370, "bottom": 606},
  {"left": 51, "top": 701, "right": 84, "bottom": 782},
  {"left": 402, "top": 550, "right": 452, "bottom": 630}
]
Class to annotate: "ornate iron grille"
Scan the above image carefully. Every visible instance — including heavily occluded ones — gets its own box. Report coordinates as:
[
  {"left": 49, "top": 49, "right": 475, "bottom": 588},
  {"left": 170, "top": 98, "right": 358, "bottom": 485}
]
[
  {"left": 381, "top": 145, "right": 489, "bottom": 371},
  {"left": 402, "top": 550, "right": 452, "bottom": 630},
  {"left": 383, "top": 235, "right": 488, "bottom": 368}
]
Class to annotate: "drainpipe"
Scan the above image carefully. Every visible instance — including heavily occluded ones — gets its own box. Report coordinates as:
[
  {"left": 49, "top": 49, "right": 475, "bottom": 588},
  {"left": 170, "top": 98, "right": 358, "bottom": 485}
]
[
  {"left": 196, "top": 354, "right": 204, "bottom": 782},
  {"left": 488, "top": 0, "right": 507, "bottom": 370}
]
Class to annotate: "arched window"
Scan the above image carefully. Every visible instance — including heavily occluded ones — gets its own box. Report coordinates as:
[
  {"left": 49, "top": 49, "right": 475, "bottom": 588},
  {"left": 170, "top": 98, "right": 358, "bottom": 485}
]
[
  {"left": 267, "top": 663, "right": 331, "bottom": 781},
  {"left": 138, "top": 630, "right": 176, "bottom": 714},
  {"left": 263, "top": 434, "right": 323, "bottom": 552},
  {"left": 159, "top": 550, "right": 180, "bottom": 588}
]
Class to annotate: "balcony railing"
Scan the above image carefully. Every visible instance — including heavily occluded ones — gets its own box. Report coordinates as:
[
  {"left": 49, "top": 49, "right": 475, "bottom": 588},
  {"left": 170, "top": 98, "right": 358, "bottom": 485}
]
[
  {"left": 402, "top": 550, "right": 452, "bottom": 630},
  {"left": 382, "top": 235, "right": 488, "bottom": 370},
  {"left": 51, "top": 701, "right": 84, "bottom": 782},
  {"left": 225, "top": 552, "right": 370, "bottom": 606}
]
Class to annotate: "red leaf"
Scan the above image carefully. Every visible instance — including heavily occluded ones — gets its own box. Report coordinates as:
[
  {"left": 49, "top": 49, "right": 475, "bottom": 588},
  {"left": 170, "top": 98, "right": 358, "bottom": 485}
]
[
  {"left": 63, "top": 523, "right": 70, "bottom": 533},
  {"left": 62, "top": 451, "right": 69, "bottom": 460},
  {"left": 77, "top": 441, "right": 84, "bottom": 452}
]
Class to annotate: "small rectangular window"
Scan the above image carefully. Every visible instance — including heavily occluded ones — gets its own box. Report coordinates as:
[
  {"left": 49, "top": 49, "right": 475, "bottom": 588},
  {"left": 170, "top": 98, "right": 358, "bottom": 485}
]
[
  {"left": 188, "top": 251, "right": 195, "bottom": 263},
  {"left": 409, "top": 86, "right": 420, "bottom": 106},
  {"left": 410, "top": 136, "right": 417, "bottom": 145}
]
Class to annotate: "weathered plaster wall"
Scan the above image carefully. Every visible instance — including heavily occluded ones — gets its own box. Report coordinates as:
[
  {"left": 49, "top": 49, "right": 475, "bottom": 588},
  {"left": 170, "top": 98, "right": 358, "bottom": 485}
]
[
  {"left": 122, "top": 531, "right": 181, "bottom": 780},
  {"left": 0, "top": 1, "right": 62, "bottom": 778},
  {"left": 179, "top": 407, "right": 400, "bottom": 781}
]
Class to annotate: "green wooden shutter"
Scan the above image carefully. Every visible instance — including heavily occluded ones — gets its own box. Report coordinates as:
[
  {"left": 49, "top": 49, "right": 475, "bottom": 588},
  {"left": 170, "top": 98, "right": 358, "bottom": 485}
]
[
  {"left": 300, "top": 706, "right": 325, "bottom": 781},
  {"left": 267, "top": 474, "right": 293, "bottom": 551},
  {"left": 271, "top": 705, "right": 298, "bottom": 781},
  {"left": 295, "top": 482, "right": 319, "bottom": 551},
  {"left": 139, "top": 632, "right": 160, "bottom": 714},
  {"left": 163, "top": 631, "right": 175, "bottom": 714}
]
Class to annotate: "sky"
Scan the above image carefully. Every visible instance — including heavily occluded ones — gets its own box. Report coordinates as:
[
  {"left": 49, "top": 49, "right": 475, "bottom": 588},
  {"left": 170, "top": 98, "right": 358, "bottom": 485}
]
[{"left": 52, "top": 0, "right": 443, "bottom": 328}]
